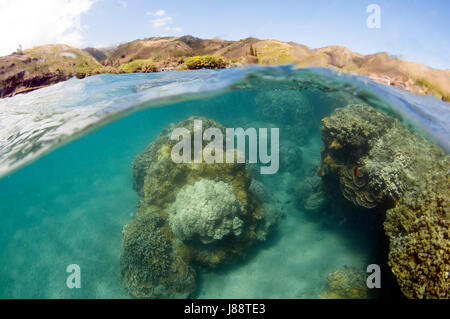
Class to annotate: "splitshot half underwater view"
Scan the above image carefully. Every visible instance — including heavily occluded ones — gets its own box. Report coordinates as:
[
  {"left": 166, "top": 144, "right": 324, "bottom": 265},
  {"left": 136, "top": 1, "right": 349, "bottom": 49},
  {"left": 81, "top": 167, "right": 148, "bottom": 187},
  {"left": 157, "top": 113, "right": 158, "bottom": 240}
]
[
  {"left": 0, "top": 66, "right": 448, "bottom": 300},
  {"left": 0, "top": 0, "right": 449, "bottom": 309}
]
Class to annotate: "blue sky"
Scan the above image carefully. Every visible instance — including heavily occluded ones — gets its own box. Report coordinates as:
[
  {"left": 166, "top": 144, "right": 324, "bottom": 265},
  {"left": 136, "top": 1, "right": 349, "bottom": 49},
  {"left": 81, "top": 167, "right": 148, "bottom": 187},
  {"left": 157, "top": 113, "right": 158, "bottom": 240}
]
[{"left": 1, "top": 0, "right": 449, "bottom": 69}]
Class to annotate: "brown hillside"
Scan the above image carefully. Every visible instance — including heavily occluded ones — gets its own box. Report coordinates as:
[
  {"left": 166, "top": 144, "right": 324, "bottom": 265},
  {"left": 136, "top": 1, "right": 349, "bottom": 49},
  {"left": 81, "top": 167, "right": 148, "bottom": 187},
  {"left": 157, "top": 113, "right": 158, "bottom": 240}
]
[
  {"left": 1, "top": 36, "right": 448, "bottom": 100},
  {"left": 0, "top": 44, "right": 107, "bottom": 98},
  {"left": 101, "top": 36, "right": 449, "bottom": 100}
]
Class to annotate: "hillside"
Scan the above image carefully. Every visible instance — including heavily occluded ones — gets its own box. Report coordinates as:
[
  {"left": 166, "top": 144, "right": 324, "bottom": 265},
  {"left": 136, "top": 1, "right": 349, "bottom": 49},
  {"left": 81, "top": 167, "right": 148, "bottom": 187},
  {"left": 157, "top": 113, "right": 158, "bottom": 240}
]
[
  {"left": 0, "top": 44, "right": 112, "bottom": 98},
  {"left": 298, "top": 47, "right": 450, "bottom": 98},
  {"left": 1, "top": 36, "right": 449, "bottom": 101},
  {"left": 91, "top": 36, "right": 450, "bottom": 101}
]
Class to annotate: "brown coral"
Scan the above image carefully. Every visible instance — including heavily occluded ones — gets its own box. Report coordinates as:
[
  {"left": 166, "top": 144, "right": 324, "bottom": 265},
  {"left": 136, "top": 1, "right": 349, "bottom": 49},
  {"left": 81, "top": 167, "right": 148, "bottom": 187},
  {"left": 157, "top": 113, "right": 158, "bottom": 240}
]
[
  {"left": 384, "top": 157, "right": 449, "bottom": 298},
  {"left": 119, "top": 213, "right": 196, "bottom": 298},
  {"left": 120, "top": 116, "right": 277, "bottom": 298},
  {"left": 319, "top": 104, "right": 399, "bottom": 209},
  {"left": 319, "top": 104, "right": 450, "bottom": 298},
  {"left": 132, "top": 117, "right": 271, "bottom": 267},
  {"left": 319, "top": 266, "right": 368, "bottom": 299}
]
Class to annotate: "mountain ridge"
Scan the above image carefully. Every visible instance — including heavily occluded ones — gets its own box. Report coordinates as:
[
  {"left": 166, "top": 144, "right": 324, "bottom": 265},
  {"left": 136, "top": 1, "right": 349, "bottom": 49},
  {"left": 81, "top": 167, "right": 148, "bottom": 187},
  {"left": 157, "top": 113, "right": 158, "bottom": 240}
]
[{"left": 1, "top": 35, "right": 448, "bottom": 101}]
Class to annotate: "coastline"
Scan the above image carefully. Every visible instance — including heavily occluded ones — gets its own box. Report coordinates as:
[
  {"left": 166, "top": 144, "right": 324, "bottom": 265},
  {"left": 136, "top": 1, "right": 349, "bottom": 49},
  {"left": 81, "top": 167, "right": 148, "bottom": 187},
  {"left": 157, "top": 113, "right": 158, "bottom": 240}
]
[{"left": 1, "top": 36, "right": 449, "bottom": 101}]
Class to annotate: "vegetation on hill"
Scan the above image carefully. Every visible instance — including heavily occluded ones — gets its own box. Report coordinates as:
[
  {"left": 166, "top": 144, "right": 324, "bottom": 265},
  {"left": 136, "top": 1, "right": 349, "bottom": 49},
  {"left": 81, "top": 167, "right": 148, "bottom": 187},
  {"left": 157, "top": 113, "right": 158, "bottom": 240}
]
[
  {"left": 184, "top": 55, "right": 227, "bottom": 70},
  {"left": 118, "top": 59, "right": 159, "bottom": 73},
  {"left": 415, "top": 78, "right": 450, "bottom": 101}
]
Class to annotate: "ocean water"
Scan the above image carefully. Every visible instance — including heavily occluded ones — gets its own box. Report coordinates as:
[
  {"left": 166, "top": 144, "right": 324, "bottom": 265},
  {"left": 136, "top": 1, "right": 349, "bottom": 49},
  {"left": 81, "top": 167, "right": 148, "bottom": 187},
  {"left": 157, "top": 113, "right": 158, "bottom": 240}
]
[{"left": 0, "top": 66, "right": 447, "bottom": 298}]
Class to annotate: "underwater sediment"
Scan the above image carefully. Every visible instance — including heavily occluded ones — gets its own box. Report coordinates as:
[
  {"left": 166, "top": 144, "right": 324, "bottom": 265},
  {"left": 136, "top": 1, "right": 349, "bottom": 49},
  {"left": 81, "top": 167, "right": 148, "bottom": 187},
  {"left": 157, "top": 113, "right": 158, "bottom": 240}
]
[
  {"left": 319, "top": 104, "right": 449, "bottom": 299},
  {"left": 120, "top": 116, "right": 278, "bottom": 298}
]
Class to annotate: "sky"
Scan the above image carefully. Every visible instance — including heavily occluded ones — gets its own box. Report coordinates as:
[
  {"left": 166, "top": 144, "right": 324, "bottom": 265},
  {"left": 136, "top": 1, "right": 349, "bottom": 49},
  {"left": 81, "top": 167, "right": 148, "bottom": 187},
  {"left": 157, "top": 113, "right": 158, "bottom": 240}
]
[{"left": 0, "top": 0, "right": 449, "bottom": 69}]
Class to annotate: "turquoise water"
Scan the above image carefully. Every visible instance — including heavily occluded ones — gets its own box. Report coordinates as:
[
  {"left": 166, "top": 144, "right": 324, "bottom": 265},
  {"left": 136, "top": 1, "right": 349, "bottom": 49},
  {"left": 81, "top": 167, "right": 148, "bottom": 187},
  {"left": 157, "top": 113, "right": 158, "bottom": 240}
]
[{"left": 0, "top": 66, "right": 447, "bottom": 298}]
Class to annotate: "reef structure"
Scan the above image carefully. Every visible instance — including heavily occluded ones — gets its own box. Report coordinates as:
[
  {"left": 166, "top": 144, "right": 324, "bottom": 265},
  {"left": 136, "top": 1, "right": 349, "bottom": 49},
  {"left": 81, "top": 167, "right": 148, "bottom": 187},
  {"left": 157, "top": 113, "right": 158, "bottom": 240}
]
[
  {"left": 318, "top": 104, "right": 449, "bottom": 299},
  {"left": 120, "top": 116, "right": 277, "bottom": 298},
  {"left": 319, "top": 266, "right": 368, "bottom": 299},
  {"left": 168, "top": 179, "right": 244, "bottom": 245},
  {"left": 295, "top": 172, "right": 328, "bottom": 212},
  {"left": 119, "top": 214, "right": 196, "bottom": 298}
]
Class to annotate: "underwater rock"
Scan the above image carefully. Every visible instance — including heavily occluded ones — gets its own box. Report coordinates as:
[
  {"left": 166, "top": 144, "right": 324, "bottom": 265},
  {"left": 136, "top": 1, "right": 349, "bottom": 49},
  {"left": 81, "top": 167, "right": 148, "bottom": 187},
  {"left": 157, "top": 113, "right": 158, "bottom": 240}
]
[
  {"left": 249, "top": 178, "right": 282, "bottom": 240},
  {"left": 119, "top": 214, "right": 196, "bottom": 298},
  {"left": 295, "top": 174, "right": 328, "bottom": 212},
  {"left": 249, "top": 178, "right": 270, "bottom": 201},
  {"left": 319, "top": 266, "right": 368, "bottom": 299},
  {"left": 247, "top": 139, "right": 303, "bottom": 174},
  {"left": 120, "top": 116, "right": 278, "bottom": 298},
  {"left": 254, "top": 90, "right": 315, "bottom": 144},
  {"left": 319, "top": 104, "right": 402, "bottom": 208},
  {"left": 303, "top": 192, "right": 327, "bottom": 212},
  {"left": 384, "top": 159, "right": 450, "bottom": 299},
  {"left": 231, "top": 119, "right": 303, "bottom": 174},
  {"left": 319, "top": 104, "right": 450, "bottom": 299},
  {"left": 279, "top": 140, "right": 303, "bottom": 173},
  {"left": 168, "top": 179, "right": 244, "bottom": 244},
  {"left": 132, "top": 141, "right": 158, "bottom": 196}
]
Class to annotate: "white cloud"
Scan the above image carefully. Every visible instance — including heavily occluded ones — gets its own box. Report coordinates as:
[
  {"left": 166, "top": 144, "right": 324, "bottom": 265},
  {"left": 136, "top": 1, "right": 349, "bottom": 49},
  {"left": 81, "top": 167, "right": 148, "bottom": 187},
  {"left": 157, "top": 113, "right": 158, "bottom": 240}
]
[
  {"left": 0, "top": 0, "right": 96, "bottom": 56},
  {"left": 152, "top": 16, "right": 172, "bottom": 28},
  {"left": 147, "top": 9, "right": 166, "bottom": 17},
  {"left": 117, "top": 0, "right": 128, "bottom": 9},
  {"left": 154, "top": 9, "right": 166, "bottom": 17},
  {"left": 146, "top": 9, "right": 181, "bottom": 34}
]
